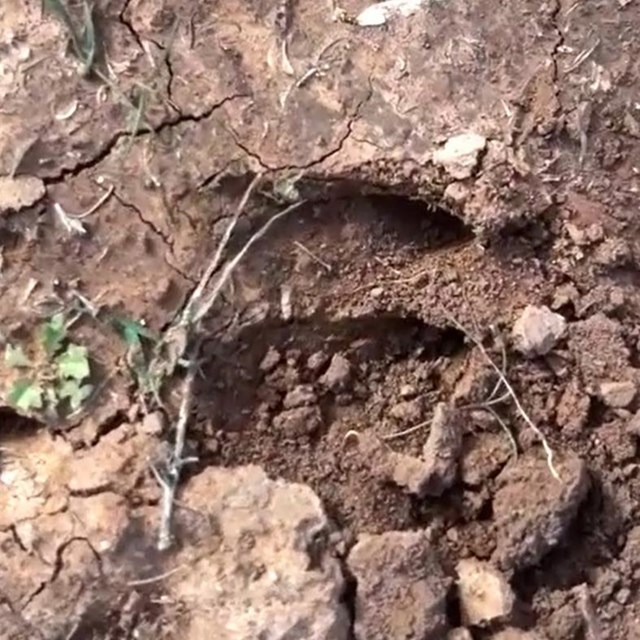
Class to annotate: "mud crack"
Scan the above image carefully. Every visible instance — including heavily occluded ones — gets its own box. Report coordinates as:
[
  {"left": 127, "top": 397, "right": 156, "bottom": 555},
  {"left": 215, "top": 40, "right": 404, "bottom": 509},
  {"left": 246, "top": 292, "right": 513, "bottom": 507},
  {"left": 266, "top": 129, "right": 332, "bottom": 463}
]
[
  {"left": 229, "top": 80, "right": 373, "bottom": 172},
  {"left": 43, "top": 93, "right": 248, "bottom": 185},
  {"left": 112, "top": 191, "right": 195, "bottom": 284},
  {"left": 549, "top": 0, "right": 566, "bottom": 100},
  {"left": 118, "top": 0, "right": 145, "bottom": 53}
]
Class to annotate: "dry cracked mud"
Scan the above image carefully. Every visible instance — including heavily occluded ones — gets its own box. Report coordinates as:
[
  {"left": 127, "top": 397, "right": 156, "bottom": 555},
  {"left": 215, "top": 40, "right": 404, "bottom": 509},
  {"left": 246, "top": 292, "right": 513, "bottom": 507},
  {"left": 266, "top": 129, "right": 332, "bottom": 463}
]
[{"left": 3, "top": 0, "right": 640, "bottom": 638}]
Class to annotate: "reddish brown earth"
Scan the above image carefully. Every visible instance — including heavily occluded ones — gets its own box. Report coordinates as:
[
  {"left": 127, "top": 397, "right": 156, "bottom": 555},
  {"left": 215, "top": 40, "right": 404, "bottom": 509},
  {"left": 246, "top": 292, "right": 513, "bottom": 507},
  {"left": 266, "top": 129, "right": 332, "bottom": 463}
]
[{"left": 2, "top": 0, "right": 640, "bottom": 638}]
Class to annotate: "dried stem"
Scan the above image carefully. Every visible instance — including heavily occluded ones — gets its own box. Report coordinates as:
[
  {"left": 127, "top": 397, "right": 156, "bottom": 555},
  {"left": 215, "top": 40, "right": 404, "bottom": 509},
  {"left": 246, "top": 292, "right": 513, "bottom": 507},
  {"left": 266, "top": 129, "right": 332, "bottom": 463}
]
[
  {"left": 193, "top": 200, "right": 306, "bottom": 324},
  {"left": 444, "top": 311, "right": 560, "bottom": 480},
  {"left": 157, "top": 351, "right": 198, "bottom": 551},
  {"left": 180, "top": 173, "right": 263, "bottom": 325}
]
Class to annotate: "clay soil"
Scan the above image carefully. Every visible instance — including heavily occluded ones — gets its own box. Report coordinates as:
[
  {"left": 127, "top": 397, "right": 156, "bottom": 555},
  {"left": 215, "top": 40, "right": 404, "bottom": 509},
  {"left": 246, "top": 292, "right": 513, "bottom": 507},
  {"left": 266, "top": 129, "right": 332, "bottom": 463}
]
[{"left": 3, "top": 0, "right": 640, "bottom": 638}]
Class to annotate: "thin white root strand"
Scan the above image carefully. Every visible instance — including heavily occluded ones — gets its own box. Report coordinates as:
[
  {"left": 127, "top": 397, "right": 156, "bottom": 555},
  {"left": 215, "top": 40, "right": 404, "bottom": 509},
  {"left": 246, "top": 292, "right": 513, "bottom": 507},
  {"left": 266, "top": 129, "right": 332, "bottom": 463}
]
[
  {"left": 486, "top": 406, "right": 518, "bottom": 459},
  {"left": 381, "top": 419, "right": 431, "bottom": 441},
  {"left": 446, "top": 312, "right": 560, "bottom": 480},
  {"left": 70, "top": 184, "right": 115, "bottom": 219}
]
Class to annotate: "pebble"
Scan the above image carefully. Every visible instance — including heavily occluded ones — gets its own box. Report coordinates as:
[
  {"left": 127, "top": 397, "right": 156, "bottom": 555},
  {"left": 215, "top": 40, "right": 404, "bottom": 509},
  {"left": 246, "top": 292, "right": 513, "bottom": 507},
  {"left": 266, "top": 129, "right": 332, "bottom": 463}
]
[
  {"left": 512, "top": 305, "right": 566, "bottom": 357},
  {"left": 320, "top": 354, "right": 352, "bottom": 391},
  {"left": 599, "top": 380, "right": 637, "bottom": 408}
]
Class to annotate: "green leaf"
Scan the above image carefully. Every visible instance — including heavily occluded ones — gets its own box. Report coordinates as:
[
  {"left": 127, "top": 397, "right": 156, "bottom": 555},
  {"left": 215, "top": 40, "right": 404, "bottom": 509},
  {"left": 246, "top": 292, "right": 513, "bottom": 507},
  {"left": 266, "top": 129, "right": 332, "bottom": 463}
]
[
  {"left": 58, "top": 379, "right": 93, "bottom": 411},
  {"left": 40, "top": 313, "right": 66, "bottom": 356},
  {"left": 4, "top": 344, "right": 31, "bottom": 368},
  {"left": 113, "top": 317, "right": 155, "bottom": 348},
  {"left": 7, "top": 379, "right": 43, "bottom": 413},
  {"left": 55, "top": 344, "right": 90, "bottom": 381}
]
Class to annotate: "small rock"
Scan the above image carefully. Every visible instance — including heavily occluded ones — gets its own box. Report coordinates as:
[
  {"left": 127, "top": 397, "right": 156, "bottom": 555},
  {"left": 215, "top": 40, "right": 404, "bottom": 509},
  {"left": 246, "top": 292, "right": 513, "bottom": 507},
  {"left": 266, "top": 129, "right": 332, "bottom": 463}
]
[
  {"left": 491, "top": 629, "right": 544, "bottom": 640},
  {"left": 283, "top": 384, "right": 317, "bottom": 409},
  {"left": 399, "top": 384, "right": 417, "bottom": 398},
  {"left": 565, "top": 222, "right": 588, "bottom": 246},
  {"left": 139, "top": 411, "right": 164, "bottom": 435},
  {"left": 444, "top": 182, "right": 470, "bottom": 206},
  {"left": 260, "top": 346, "right": 281, "bottom": 372},
  {"left": 307, "top": 351, "right": 329, "bottom": 372},
  {"left": 0, "top": 175, "right": 45, "bottom": 213},
  {"left": 493, "top": 454, "right": 590, "bottom": 570},
  {"left": 390, "top": 452, "right": 433, "bottom": 495},
  {"left": 175, "top": 465, "right": 349, "bottom": 639},
  {"left": 320, "top": 354, "right": 352, "bottom": 391},
  {"left": 420, "top": 403, "right": 462, "bottom": 495},
  {"left": 512, "top": 305, "right": 566, "bottom": 357},
  {"left": 272, "top": 406, "right": 323, "bottom": 436},
  {"left": 615, "top": 587, "right": 631, "bottom": 605},
  {"left": 551, "top": 284, "right": 579, "bottom": 311},
  {"left": 599, "top": 380, "right": 637, "bottom": 408},
  {"left": 347, "top": 530, "right": 450, "bottom": 640},
  {"left": 457, "top": 558, "right": 515, "bottom": 625},
  {"left": 433, "top": 133, "right": 487, "bottom": 179},
  {"left": 448, "top": 629, "right": 473, "bottom": 640}
]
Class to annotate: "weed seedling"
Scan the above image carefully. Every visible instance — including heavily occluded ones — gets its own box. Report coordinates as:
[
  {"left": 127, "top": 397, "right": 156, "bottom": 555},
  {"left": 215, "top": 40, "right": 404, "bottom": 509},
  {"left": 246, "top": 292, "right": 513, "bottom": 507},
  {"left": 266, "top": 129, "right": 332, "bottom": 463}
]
[
  {"left": 4, "top": 313, "right": 92, "bottom": 420},
  {"left": 44, "top": 0, "right": 97, "bottom": 76}
]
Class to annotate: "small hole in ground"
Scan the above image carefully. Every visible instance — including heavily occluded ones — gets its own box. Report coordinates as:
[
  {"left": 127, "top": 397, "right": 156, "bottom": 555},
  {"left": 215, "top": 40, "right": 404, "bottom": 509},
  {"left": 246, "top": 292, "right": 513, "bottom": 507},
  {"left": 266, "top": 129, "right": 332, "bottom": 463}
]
[{"left": 366, "top": 194, "right": 474, "bottom": 251}]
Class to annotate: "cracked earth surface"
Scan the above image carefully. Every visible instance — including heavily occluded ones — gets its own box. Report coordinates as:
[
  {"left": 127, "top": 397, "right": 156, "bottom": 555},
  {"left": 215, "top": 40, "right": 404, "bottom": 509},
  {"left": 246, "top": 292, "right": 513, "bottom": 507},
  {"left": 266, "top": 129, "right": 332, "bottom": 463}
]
[{"left": 3, "top": 0, "right": 640, "bottom": 638}]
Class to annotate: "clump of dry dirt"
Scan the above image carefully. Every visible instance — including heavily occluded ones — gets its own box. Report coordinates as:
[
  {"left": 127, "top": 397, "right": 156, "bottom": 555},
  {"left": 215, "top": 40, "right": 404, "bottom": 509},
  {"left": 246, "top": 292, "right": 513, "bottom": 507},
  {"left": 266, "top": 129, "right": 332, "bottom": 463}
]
[{"left": 3, "top": 0, "right": 640, "bottom": 638}]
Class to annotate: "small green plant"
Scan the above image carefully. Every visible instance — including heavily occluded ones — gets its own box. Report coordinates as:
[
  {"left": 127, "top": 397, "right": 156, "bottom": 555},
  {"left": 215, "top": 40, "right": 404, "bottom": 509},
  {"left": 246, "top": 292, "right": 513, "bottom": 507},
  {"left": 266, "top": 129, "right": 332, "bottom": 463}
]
[
  {"left": 111, "top": 315, "right": 163, "bottom": 401},
  {"left": 44, "top": 0, "right": 97, "bottom": 76},
  {"left": 4, "top": 313, "right": 92, "bottom": 418}
]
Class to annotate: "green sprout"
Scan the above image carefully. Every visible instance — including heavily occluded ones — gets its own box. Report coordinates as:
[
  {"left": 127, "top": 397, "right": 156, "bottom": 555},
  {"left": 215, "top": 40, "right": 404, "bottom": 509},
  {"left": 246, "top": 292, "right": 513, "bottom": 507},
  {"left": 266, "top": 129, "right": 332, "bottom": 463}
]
[
  {"left": 4, "top": 313, "right": 93, "bottom": 418},
  {"left": 44, "top": 0, "right": 97, "bottom": 76}
]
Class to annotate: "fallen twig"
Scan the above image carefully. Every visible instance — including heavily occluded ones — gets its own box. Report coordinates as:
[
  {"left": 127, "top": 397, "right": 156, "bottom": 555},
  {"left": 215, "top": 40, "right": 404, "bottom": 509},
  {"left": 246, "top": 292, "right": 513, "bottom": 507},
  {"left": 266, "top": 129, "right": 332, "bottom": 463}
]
[
  {"left": 157, "top": 352, "right": 198, "bottom": 551},
  {"left": 294, "top": 240, "right": 332, "bottom": 272},
  {"left": 128, "top": 564, "right": 187, "bottom": 587},
  {"left": 69, "top": 185, "right": 115, "bottom": 219}
]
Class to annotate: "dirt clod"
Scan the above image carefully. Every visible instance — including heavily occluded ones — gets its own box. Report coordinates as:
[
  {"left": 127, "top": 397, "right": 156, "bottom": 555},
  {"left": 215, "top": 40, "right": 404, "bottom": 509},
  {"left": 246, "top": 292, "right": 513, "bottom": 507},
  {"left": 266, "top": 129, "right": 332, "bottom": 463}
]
[
  {"left": 272, "top": 405, "right": 323, "bottom": 436},
  {"left": 390, "top": 403, "right": 462, "bottom": 496},
  {"left": 347, "top": 530, "right": 450, "bottom": 640},
  {"left": 493, "top": 454, "right": 590, "bottom": 571},
  {"left": 319, "top": 353, "right": 352, "bottom": 391},
  {"left": 283, "top": 384, "right": 318, "bottom": 408},
  {"left": 0, "top": 174, "right": 45, "bottom": 212},
  {"left": 173, "top": 465, "right": 349, "bottom": 640},
  {"left": 456, "top": 558, "right": 515, "bottom": 625},
  {"left": 512, "top": 305, "right": 566, "bottom": 357},
  {"left": 598, "top": 380, "right": 637, "bottom": 408}
]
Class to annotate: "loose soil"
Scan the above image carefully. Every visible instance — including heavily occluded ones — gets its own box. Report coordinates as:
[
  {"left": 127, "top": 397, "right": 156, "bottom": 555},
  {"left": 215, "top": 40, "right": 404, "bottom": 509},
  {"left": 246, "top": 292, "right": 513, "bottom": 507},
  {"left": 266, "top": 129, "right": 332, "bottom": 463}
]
[{"left": 2, "top": 0, "right": 640, "bottom": 638}]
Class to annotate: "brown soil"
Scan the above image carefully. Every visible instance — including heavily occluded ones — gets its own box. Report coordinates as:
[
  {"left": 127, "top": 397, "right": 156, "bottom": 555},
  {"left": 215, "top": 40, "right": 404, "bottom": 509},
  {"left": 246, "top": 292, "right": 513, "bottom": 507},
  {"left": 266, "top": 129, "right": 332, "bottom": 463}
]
[{"left": 2, "top": 0, "right": 640, "bottom": 638}]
